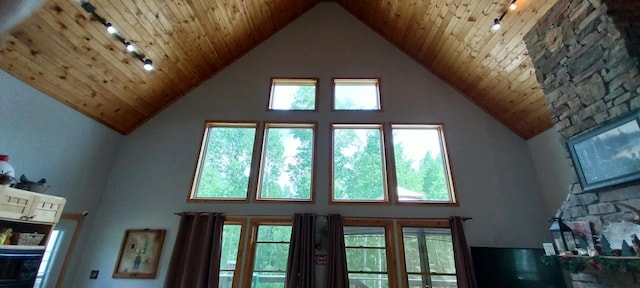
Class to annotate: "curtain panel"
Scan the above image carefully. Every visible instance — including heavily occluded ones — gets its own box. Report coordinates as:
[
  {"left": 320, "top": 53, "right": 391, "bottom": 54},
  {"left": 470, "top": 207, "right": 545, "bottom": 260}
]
[
  {"left": 324, "top": 214, "right": 349, "bottom": 288},
  {"left": 285, "top": 213, "right": 317, "bottom": 288},
  {"left": 164, "top": 212, "right": 225, "bottom": 288},
  {"left": 450, "top": 216, "right": 477, "bottom": 288}
]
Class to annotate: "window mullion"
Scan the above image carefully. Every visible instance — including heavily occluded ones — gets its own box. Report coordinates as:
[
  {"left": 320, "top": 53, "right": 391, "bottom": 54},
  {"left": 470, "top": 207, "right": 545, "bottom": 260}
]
[
  {"left": 248, "top": 121, "right": 265, "bottom": 202},
  {"left": 383, "top": 122, "right": 398, "bottom": 204},
  {"left": 417, "top": 229, "right": 432, "bottom": 288}
]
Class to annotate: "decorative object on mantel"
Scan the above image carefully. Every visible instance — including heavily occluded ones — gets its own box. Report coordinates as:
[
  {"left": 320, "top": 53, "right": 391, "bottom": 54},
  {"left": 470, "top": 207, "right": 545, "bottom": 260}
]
[
  {"left": 13, "top": 175, "right": 47, "bottom": 193},
  {"left": 566, "top": 220, "right": 596, "bottom": 251},
  {"left": 566, "top": 110, "right": 640, "bottom": 192},
  {"left": 542, "top": 255, "right": 640, "bottom": 274},
  {"left": 599, "top": 203, "right": 640, "bottom": 254},
  {"left": 549, "top": 217, "right": 578, "bottom": 254},
  {"left": 0, "top": 155, "right": 15, "bottom": 185}
]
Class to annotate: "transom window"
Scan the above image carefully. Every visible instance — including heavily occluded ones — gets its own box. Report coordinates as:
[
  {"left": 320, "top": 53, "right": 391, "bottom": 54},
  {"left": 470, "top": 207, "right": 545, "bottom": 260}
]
[
  {"left": 258, "top": 123, "right": 315, "bottom": 201},
  {"left": 190, "top": 122, "right": 257, "bottom": 200},
  {"left": 269, "top": 78, "right": 317, "bottom": 110},
  {"left": 391, "top": 125, "right": 455, "bottom": 203},
  {"left": 333, "top": 79, "right": 381, "bottom": 110},
  {"left": 332, "top": 124, "right": 388, "bottom": 202}
]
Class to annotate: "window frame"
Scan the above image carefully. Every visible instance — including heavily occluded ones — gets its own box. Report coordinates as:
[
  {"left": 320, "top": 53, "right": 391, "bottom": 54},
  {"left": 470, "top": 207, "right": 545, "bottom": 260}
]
[
  {"left": 342, "top": 218, "right": 398, "bottom": 288},
  {"left": 267, "top": 78, "right": 319, "bottom": 111},
  {"left": 331, "top": 78, "right": 383, "bottom": 111},
  {"left": 242, "top": 218, "right": 293, "bottom": 287},
  {"left": 188, "top": 121, "right": 260, "bottom": 202},
  {"left": 395, "top": 219, "right": 456, "bottom": 288},
  {"left": 388, "top": 123, "right": 458, "bottom": 205},
  {"left": 220, "top": 217, "right": 248, "bottom": 288},
  {"left": 255, "top": 122, "right": 318, "bottom": 203},
  {"left": 330, "top": 123, "right": 391, "bottom": 204}
]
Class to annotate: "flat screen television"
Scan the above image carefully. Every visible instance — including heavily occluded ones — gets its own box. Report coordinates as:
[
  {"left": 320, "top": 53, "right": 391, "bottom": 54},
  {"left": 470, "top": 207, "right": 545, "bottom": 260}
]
[{"left": 471, "top": 247, "right": 566, "bottom": 288}]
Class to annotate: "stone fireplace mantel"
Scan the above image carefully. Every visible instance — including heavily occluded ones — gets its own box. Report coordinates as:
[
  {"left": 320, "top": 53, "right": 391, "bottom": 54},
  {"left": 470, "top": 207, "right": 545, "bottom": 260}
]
[{"left": 524, "top": 0, "right": 640, "bottom": 286}]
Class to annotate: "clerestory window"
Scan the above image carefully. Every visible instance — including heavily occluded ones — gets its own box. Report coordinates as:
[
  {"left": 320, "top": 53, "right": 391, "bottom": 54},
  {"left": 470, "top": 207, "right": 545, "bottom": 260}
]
[
  {"left": 269, "top": 78, "right": 317, "bottom": 111},
  {"left": 190, "top": 122, "right": 257, "bottom": 200},
  {"left": 188, "top": 78, "right": 457, "bottom": 205}
]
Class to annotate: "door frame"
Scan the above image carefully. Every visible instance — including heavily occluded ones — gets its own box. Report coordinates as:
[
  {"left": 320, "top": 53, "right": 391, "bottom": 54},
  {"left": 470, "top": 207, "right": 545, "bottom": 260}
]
[{"left": 54, "top": 213, "right": 86, "bottom": 288}]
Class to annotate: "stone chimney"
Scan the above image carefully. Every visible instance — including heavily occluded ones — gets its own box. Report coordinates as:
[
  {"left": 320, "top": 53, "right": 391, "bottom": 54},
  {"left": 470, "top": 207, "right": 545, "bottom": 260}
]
[{"left": 524, "top": 0, "right": 640, "bottom": 286}]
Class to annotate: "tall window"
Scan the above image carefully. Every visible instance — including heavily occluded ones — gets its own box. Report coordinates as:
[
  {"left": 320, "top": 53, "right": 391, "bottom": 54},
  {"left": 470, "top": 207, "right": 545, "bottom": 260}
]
[
  {"left": 246, "top": 220, "right": 292, "bottom": 287},
  {"left": 219, "top": 221, "right": 245, "bottom": 288},
  {"left": 269, "top": 79, "right": 317, "bottom": 110},
  {"left": 333, "top": 79, "right": 381, "bottom": 110},
  {"left": 332, "top": 124, "right": 388, "bottom": 202},
  {"left": 190, "top": 122, "right": 257, "bottom": 200},
  {"left": 188, "top": 78, "right": 458, "bottom": 205},
  {"left": 343, "top": 220, "right": 395, "bottom": 287},
  {"left": 391, "top": 125, "right": 455, "bottom": 203},
  {"left": 398, "top": 223, "right": 457, "bottom": 288},
  {"left": 258, "top": 124, "right": 315, "bottom": 201}
]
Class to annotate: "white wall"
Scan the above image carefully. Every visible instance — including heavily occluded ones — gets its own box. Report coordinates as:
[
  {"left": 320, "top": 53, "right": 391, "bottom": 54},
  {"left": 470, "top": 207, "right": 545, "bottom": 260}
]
[
  {"left": 0, "top": 70, "right": 122, "bottom": 287},
  {"left": 72, "top": 3, "right": 551, "bottom": 287},
  {"left": 527, "top": 128, "right": 575, "bottom": 216}
]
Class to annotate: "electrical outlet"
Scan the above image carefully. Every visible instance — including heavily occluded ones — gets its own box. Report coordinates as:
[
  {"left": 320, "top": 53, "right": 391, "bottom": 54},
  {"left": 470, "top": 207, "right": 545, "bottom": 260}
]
[{"left": 89, "top": 270, "right": 99, "bottom": 279}]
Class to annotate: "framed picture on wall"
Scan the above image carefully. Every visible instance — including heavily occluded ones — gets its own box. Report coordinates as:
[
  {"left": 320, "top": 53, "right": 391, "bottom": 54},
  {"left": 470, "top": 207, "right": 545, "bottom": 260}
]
[
  {"left": 567, "top": 110, "right": 640, "bottom": 192},
  {"left": 113, "top": 229, "right": 166, "bottom": 279}
]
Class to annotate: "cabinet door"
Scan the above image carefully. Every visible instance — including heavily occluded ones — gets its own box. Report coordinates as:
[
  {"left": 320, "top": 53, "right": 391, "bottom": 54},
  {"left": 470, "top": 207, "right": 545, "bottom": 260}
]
[
  {"left": 0, "top": 187, "right": 33, "bottom": 220},
  {"left": 29, "top": 195, "right": 66, "bottom": 223}
]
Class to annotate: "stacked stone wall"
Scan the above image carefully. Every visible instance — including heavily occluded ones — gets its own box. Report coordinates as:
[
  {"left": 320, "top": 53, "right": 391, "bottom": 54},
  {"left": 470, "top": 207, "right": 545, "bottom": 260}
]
[{"left": 525, "top": 0, "right": 640, "bottom": 286}]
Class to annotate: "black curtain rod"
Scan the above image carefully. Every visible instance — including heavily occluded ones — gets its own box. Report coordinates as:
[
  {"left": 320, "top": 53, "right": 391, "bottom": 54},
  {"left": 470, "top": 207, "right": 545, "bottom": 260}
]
[{"left": 174, "top": 212, "right": 473, "bottom": 221}]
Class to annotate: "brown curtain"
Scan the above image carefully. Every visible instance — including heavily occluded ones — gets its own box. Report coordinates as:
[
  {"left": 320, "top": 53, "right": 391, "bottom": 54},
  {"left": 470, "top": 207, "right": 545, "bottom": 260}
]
[
  {"left": 164, "top": 212, "right": 225, "bottom": 288},
  {"left": 285, "top": 213, "right": 316, "bottom": 288},
  {"left": 450, "top": 216, "right": 477, "bottom": 288},
  {"left": 324, "top": 214, "right": 349, "bottom": 288}
]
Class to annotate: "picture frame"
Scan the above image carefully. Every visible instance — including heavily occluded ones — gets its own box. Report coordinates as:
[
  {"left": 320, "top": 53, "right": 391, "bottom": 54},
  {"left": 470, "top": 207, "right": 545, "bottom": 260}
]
[
  {"left": 567, "top": 110, "right": 640, "bottom": 192},
  {"left": 566, "top": 220, "right": 595, "bottom": 250},
  {"left": 113, "top": 229, "right": 166, "bottom": 279}
]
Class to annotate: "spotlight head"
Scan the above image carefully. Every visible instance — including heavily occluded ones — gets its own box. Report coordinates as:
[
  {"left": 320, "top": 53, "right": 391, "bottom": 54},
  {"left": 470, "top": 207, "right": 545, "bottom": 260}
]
[
  {"left": 491, "top": 19, "right": 501, "bottom": 31},
  {"left": 143, "top": 59, "right": 154, "bottom": 71},
  {"left": 125, "top": 42, "right": 135, "bottom": 52},
  {"left": 106, "top": 23, "right": 117, "bottom": 34},
  {"left": 509, "top": 3, "right": 517, "bottom": 10}
]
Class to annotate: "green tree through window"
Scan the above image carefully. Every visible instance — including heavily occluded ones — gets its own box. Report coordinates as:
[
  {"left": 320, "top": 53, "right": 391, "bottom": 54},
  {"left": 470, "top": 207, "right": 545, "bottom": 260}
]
[
  {"left": 401, "top": 227, "right": 457, "bottom": 288},
  {"left": 194, "top": 124, "right": 257, "bottom": 199},
  {"left": 333, "top": 126, "right": 386, "bottom": 201},
  {"left": 392, "top": 125, "right": 452, "bottom": 202}
]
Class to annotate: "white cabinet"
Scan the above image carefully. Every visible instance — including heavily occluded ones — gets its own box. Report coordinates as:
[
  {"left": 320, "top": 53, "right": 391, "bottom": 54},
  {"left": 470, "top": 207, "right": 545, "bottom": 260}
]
[
  {"left": 0, "top": 186, "right": 66, "bottom": 224},
  {"left": 0, "top": 186, "right": 66, "bottom": 249}
]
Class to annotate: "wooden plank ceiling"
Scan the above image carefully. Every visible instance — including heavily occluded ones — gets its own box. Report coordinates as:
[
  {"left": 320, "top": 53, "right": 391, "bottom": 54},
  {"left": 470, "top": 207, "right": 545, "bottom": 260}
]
[{"left": 0, "top": 0, "right": 557, "bottom": 139}]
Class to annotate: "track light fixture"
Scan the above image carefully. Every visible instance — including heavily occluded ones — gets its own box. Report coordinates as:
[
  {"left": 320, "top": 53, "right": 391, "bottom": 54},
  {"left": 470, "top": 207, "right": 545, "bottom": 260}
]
[
  {"left": 79, "top": 1, "right": 154, "bottom": 71},
  {"left": 491, "top": 0, "right": 517, "bottom": 31},
  {"left": 105, "top": 23, "right": 117, "bottom": 34},
  {"left": 491, "top": 19, "right": 501, "bottom": 31},
  {"left": 143, "top": 59, "right": 154, "bottom": 71},
  {"left": 125, "top": 42, "right": 135, "bottom": 52}
]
